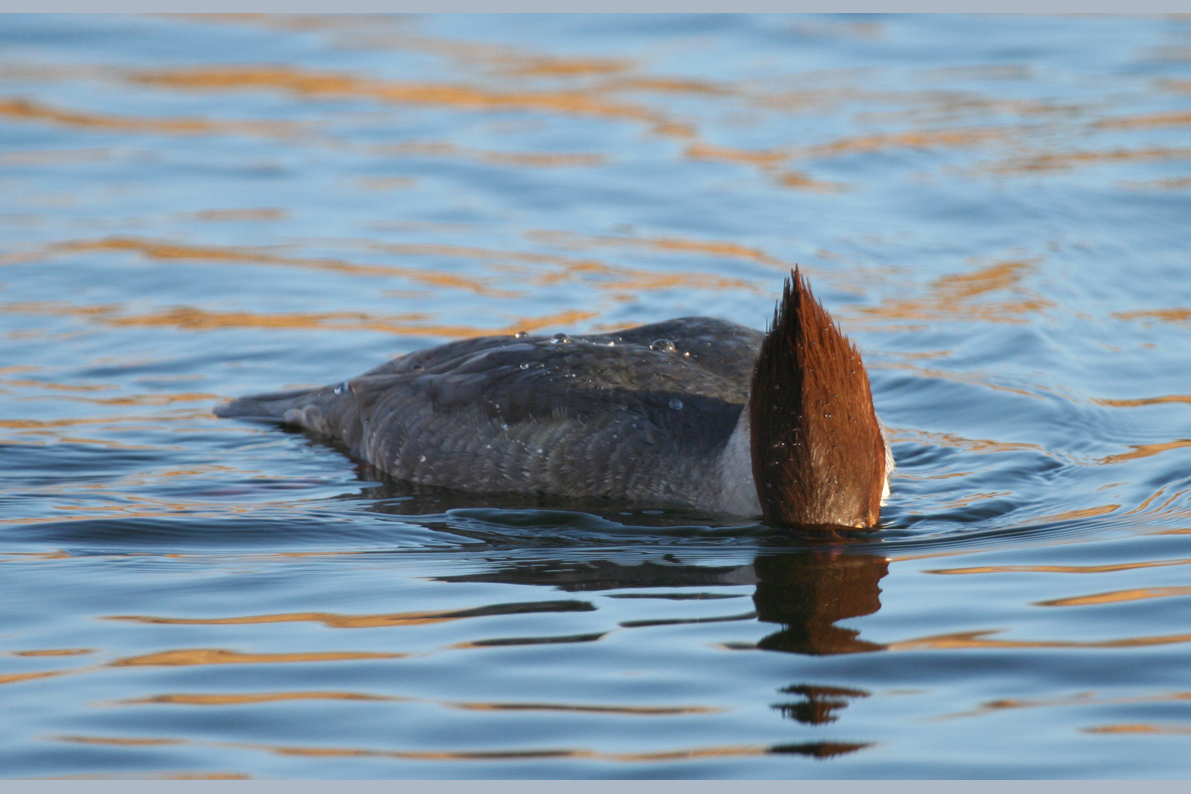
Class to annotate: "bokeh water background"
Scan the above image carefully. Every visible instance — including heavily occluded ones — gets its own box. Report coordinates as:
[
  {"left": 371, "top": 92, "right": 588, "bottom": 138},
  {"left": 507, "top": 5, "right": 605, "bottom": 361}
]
[{"left": 3, "top": 13, "right": 1191, "bottom": 779}]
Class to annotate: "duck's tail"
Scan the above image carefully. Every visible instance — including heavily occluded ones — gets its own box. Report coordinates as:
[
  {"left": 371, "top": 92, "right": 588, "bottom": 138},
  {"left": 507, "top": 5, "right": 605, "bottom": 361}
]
[
  {"left": 748, "top": 268, "right": 890, "bottom": 529},
  {"left": 213, "top": 387, "right": 331, "bottom": 423}
]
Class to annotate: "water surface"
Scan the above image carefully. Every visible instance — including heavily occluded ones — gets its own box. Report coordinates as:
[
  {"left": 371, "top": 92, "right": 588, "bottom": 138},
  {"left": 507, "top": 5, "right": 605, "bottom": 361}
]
[{"left": 3, "top": 13, "right": 1191, "bottom": 779}]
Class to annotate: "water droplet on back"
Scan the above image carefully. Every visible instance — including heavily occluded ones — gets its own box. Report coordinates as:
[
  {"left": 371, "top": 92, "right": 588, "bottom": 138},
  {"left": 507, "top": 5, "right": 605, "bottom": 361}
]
[
  {"left": 333, "top": 381, "right": 350, "bottom": 395},
  {"left": 551, "top": 333, "right": 572, "bottom": 344},
  {"left": 513, "top": 331, "right": 528, "bottom": 339},
  {"left": 650, "top": 339, "right": 677, "bottom": 353},
  {"left": 519, "top": 362, "right": 530, "bottom": 370},
  {"left": 669, "top": 398, "right": 683, "bottom": 410}
]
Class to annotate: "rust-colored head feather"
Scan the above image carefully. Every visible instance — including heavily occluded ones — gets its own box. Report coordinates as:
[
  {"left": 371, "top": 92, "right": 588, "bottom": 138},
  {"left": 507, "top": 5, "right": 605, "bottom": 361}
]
[{"left": 749, "top": 269, "right": 887, "bottom": 528}]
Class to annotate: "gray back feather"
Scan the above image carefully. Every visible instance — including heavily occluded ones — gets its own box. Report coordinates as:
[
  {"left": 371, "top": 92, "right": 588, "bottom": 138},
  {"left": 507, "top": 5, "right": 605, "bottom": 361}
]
[{"left": 216, "top": 318, "right": 763, "bottom": 508}]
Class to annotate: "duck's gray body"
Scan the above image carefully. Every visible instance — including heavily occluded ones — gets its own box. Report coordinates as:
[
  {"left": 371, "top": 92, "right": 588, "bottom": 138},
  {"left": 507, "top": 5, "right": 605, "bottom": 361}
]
[{"left": 215, "top": 318, "right": 766, "bottom": 515}]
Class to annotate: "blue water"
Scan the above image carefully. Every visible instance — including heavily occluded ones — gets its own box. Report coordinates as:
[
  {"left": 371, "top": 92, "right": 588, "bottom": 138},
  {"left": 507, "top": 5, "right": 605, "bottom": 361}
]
[{"left": 3, "top": 13, "right": 1191, "bottom": 779}]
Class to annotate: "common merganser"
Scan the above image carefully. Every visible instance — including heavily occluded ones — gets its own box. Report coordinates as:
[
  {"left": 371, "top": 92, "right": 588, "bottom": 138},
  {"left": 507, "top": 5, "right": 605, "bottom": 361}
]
[{"left": 215, "top": 269, "right": 893, "bottom": 528}]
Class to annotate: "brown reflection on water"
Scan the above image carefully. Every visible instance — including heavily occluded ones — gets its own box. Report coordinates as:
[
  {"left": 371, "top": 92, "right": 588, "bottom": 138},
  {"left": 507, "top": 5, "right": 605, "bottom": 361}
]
[
  {"left": 107, "top": 648, "right": 404, "bottom": 667},
  {"left": 226, "top": 738, "right": 869, "bottom": 762},
  {"left": 771, "top": 684, "right": 870, "bottom": 725},
  {"left": 452, "top": 631, "right": 608, "bottom": 649},
  {"left": 107, "top": 599, "right": 595, "bottom": 629},
  {"left": 444, "top": 701, "right": 719, "bottom": 716},
  {"left": 116, "top": 690, "right": 719, "bottom": 717}
]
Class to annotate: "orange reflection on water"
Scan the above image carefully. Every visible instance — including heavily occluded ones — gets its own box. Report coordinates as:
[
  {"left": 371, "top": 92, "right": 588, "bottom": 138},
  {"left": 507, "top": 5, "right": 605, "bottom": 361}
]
[
  {"left": 1121, "top": 175, "right": 1191, "bottom": 190},
  {"left": 525, "top": 229, "right": 793, "bottom": 269},
  {"left": 885, "top": 427, "right": 1052, "bottom": 456},
  {"left": 0, "top": 147, "right": 112, "bottom": 166},
  {"left": 108, "top": 599, "right": 595, "bottom": 630},
  {"left": 853, "top": 260, "right": 1052, "bottom": 325},
  {"left": 937, "top": 690, "right": 1191, "bottom": 721},
  {"left": 0, "top": 412, "right": 204, "bottom": 432},
  {"left": 108, "top": 648, "right": 405, "bottom": 667},
  {"left": 122, "top": 691, "right": 399, "bottom": 705},
  {"left": 805, "top": 127, "right": 1006, "bottom": 159},
  {"left": 367, "top": 240, "right": 758, "bottom": 294},
  {"left": 1095, "top": 111, "right": 1191, "bottom": 129},
  {"left": 0, "top": 97, "right": 298, "bottom": 138},
  {"left": 445, "top": 701, "right": 720, "bottom": 716},
  {"left": 1018, "top": 504, "right": 1121, "bottom": 524},
  {"left": 57, "top": 735, "right": 183, "bottom": 746},
  {"left": 0, "top": 378, "right": 115, "bottom": 393},
  {"left": 8, "top": 648, "right": 95, "bottom": 657},
  {"left": 176, "top": 208, "right": 288, "bottom": 222},
  {"left": 926, "top": 557, "right": 1191, "bottom": 575},
  {"left": 775, "top": 171, "right": 847, "bottom": 192},
  {"left": 889, "top": 629, "right": 1191, "bottom": 651},
  {"left": 1114, "top": 307, "right": 1191, "bottom": 324},
  {"left": 114, "top": 690, "right": 718, "bottom": 717},
  {"left": 0, "top": 670, "right": 76, "bottom": 685},
  {"left": 1084, "top": 723, "right": 1191, "bottom": 735},
  {"left": 125, "top": 66, "right": 671, "bottom": 130},
  {"left": 2, "top": 299, "right": 600, "bottom": 340},
  {"left": 1037, "top": 586, "right": 1191, "bottom": 607},
  {"left": 42, "top": 237, "right": 516, "bottom": 296},
  {"left": 1095, "top": 394, "right": 1191, "bottom": 408},
  {"left": 500, "top": 57, "right": 632, "bottom": 78},
  {"left": 376, "top": 141, "right": 606, "bottom": 168},
  {"left": 37, "top": 392, "right": 217, "bottom": 407},
  {"left": 1097, "top": 438, "right": 1191, "bottom": 465},
  {"left": 981, "top": 146, "right": 1191, "bottom": 174},
  {"left": 39, "top": 772, "right": 252, "bottom": 780},
  {"left": 228, "top": 739, "right": 866, "bottom": 762}
]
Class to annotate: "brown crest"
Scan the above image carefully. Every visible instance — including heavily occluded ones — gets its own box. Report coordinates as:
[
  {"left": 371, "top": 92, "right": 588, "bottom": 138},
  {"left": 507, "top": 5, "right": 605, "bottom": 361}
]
[{"left": 749, "top": 269, "right": 886, "bottom": 528}]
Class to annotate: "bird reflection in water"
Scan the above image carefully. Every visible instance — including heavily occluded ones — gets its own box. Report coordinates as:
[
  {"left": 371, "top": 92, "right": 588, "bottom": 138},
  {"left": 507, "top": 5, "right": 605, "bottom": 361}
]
[
  {"left": 751, "top": 549, "right": 888, "bottom": 656},
  {"left": 359, "top": 477, "right": 887, "bottom": 748}
]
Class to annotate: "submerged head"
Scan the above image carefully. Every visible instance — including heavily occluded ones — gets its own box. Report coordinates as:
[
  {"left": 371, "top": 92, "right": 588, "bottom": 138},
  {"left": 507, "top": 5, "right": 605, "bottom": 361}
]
[{"left": 748, "top": 269, "right": 889, "bottom": 529}]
